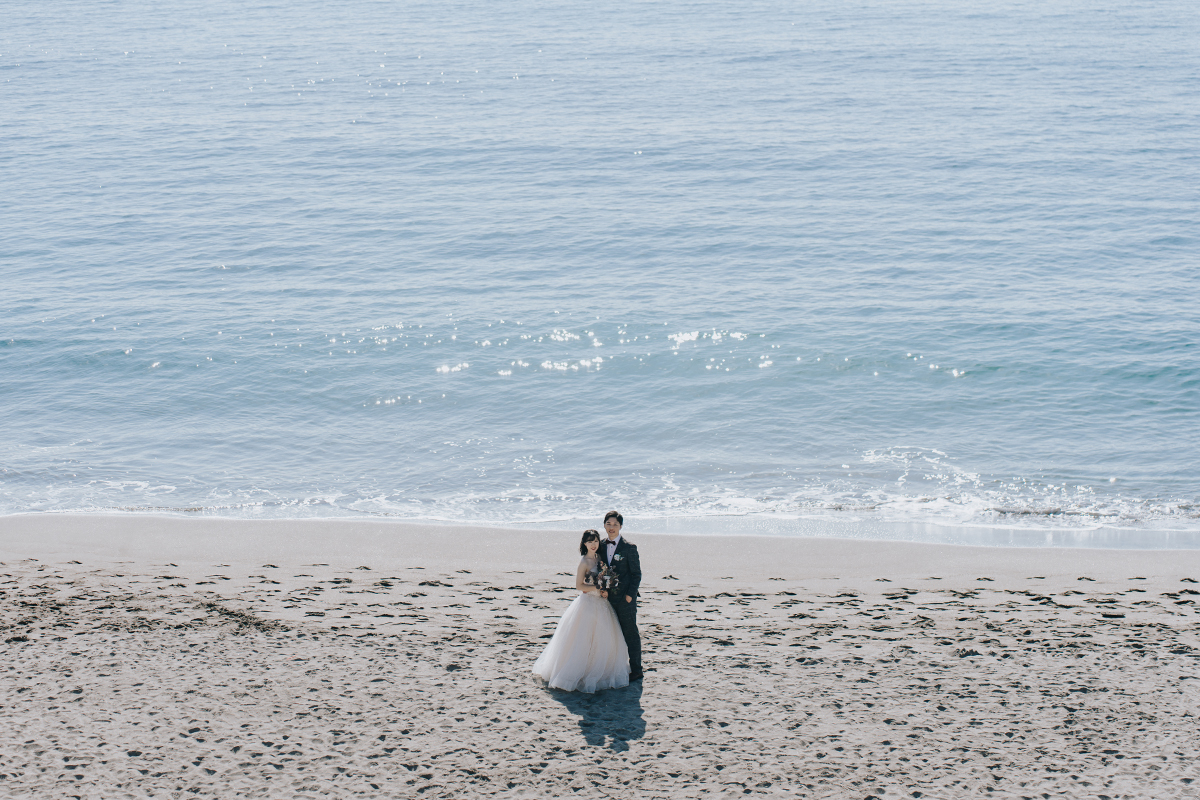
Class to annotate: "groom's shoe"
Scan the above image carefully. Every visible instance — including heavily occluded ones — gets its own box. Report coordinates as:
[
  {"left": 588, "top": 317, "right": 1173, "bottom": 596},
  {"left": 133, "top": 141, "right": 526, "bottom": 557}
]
[{"left": 629, "top": 670, "right": 643, "bottom": 682}]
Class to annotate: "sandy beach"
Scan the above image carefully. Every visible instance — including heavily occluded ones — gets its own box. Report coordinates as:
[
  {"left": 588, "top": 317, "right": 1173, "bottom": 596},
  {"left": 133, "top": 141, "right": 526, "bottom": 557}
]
[{"left": 3, "top": 515, "right": 1200, "bottom": 799}]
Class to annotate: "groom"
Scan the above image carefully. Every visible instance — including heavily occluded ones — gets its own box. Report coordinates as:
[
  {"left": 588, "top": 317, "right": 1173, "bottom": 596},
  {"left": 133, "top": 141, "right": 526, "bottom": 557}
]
[{"left": 601, "top": 510, "right": 643, "bottom": 682}]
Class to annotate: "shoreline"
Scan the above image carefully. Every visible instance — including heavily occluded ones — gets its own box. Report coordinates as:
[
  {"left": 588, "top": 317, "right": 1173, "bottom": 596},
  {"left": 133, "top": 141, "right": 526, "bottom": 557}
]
[
  {"left": 5, "top": 513, "right": 1200, "bottom": 579},
  {"left": 6, "top": 508, "right": 1200, "bottom": 552}
]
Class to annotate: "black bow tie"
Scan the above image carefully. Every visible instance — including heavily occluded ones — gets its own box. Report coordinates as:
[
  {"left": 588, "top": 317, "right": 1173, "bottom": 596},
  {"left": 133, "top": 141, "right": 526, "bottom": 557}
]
[{"left": 606, "top": 540, "right": 618, "bottom": 547}]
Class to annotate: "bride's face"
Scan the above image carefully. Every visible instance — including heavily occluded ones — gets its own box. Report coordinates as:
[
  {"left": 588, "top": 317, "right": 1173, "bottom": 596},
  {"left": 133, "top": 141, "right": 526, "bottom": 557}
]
[{"left": 586, "top": 538, "right": 599, "bottom": 555}]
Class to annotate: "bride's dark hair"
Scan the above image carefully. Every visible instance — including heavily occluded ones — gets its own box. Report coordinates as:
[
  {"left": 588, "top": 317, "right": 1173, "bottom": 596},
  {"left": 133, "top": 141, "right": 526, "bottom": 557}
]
[{"left": 579, "top": 529, "right": 601, "bottom": 555}]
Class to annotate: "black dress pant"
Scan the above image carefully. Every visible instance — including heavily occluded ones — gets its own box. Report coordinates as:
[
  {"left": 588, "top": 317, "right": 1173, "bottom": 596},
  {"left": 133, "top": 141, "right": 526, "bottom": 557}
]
[{"left": 610, "top": 596, "right": 641, "bottom": 672}]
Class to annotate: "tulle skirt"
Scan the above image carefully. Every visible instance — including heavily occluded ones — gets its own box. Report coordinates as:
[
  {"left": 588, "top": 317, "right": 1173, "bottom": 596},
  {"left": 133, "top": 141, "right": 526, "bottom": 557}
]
[{"left": 533, "top": 592, "right": 630, "bottom": 692}]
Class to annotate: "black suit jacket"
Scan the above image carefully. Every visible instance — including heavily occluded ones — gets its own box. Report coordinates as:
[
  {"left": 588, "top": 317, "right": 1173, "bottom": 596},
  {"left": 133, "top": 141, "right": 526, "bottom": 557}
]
[{"left": 602, "top": 537, "right": 642, "bottom": 600}]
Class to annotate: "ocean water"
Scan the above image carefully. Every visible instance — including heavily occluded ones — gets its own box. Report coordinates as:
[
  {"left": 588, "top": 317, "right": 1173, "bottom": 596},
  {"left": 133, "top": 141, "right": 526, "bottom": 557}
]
[{"left": 3, "top": 0, "right": 1199, "bottom": 543}]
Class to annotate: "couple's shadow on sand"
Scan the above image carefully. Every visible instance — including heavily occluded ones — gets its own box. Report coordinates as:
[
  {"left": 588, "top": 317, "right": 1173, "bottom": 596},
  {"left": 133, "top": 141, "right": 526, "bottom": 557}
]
[{"left": 548, "top": 681, "right": 645, "bottom": 751}]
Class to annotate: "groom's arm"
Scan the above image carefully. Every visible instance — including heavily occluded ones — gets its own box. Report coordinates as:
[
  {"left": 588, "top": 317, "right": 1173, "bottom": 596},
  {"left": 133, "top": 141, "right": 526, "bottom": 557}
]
[{"left": 625, "top": 544, "right": 642, "bottom": 600}]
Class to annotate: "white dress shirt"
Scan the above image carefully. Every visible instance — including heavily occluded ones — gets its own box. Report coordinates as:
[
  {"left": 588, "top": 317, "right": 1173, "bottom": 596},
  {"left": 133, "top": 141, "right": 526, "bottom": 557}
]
[{"left": 606, "top": 535, "right": 621, "bottom": 562}]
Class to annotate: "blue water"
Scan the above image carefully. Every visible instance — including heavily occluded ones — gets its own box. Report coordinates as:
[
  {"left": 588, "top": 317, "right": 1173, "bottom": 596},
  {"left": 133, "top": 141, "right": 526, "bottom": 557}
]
[{"left": 3, "top": 0, "right": 1199, "bottom": 540}]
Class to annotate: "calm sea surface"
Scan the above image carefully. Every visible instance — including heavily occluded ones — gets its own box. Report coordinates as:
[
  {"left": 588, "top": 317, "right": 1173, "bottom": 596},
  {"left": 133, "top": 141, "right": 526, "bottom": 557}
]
[{"left": 3, "top": 0, "right": 1199, "bottom": 543}]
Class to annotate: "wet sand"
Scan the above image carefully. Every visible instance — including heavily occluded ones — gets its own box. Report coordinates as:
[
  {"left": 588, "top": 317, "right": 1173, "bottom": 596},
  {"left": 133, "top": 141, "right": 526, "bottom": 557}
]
[{"left": 3, "top": 515, "right": 1200, "bottom": 798}]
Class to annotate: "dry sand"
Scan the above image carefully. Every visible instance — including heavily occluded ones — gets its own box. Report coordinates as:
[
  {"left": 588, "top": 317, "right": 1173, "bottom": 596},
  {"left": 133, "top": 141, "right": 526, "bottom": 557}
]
[{"left": 3, "top": 514, "right": 1200, "bottom": 799}]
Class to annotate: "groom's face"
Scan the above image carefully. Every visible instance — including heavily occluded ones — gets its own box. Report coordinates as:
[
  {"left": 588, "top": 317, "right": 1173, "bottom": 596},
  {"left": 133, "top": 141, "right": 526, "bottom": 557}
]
[{"left": 604, "top": 518, "right": 621, "bottom": 539}]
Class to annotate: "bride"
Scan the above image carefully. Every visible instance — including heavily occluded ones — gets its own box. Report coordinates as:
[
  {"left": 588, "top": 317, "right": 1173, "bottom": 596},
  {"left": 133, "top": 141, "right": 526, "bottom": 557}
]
[{"left": 533, "top": 529, "right": 630, "bottom": 692}]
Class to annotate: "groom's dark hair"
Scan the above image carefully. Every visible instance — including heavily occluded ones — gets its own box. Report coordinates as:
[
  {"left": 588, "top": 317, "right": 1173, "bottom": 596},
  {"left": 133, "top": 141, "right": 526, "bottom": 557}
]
[
  {"left": 604, "top": 510, "right": 623, "bottom": 526},
  {"left": 580, "top": 529, "right": 601, "bottom": 555}
]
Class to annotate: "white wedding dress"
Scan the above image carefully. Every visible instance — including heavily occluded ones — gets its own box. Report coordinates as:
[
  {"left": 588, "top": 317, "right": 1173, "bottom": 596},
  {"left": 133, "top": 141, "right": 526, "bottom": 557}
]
[{"left": 533, "top": 556, "right": 630, "bottom": 692}]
